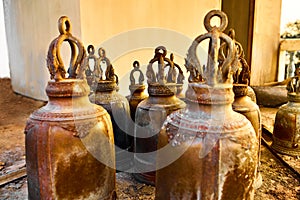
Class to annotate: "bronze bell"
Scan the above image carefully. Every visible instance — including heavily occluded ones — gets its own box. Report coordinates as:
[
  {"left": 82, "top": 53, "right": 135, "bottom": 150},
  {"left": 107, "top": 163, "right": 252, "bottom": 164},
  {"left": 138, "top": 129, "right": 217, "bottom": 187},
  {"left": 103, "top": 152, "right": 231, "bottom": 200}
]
[
  {"left": 272, "top": 75, "right": 300, "bottom": 156},
  {"left": 24, "top": 16, "right": 116, "bottom": 199},
  {"left": 126, "top": 60, "right": 148, "bottom": 122},
  {"left": 220, "top": 28, "right": 262, "bottom": 188},
  {"left": 155, "top": 10, "right": 258, "bottom": 199},
  {"left": 133, "top": 46, "right": 186, "bottom": 185},
  {"left": 88, "top": 47, "right": 132, "bottom": 172}
]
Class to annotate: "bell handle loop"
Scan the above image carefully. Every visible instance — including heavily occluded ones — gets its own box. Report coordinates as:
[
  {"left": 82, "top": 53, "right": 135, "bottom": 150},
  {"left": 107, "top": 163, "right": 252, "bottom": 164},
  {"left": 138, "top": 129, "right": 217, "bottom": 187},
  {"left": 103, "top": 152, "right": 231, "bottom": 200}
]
[
  {"left": 58, "top": 16, "right": 72, "bottom": 35},
  {"left": 204, "top": 9, "right": 228, "bottom": 32},
  {"left": 186, "top": 10, "right": 234, "bottom": 85},
  {"left": 47, "top": 16, "right": 86, "bottom": 81},
  {"left": 130, "top": 61, "right": 144, "bottom": 85},
  {"left": 85, "top": 45, "right": 97, "bottom": 75},
  {"left": 87, "top": 45, "right": 97, "bottom": 63},
  {"left": 155, "top": 46, "right": 167, "bottom": 57},
  {"left": 87, "top": 45, "right": 95, "bottom": 55},
  {"left": 147, "top": 46, "right": 174, "bottom": 84},
  {"left": 97, "top": 47, "right": 115, "bottom": 81}
]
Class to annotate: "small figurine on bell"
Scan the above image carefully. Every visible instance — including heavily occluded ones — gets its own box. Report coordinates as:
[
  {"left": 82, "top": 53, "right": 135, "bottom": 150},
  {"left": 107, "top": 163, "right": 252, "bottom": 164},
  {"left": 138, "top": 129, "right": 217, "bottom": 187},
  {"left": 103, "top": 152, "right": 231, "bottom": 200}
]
[
  {"left": 155, "top": 10, "right": 258, "bottom": 199},
  {"left": 89, "top": 47, "right": 132, "bottom": 172},
  {"left": 25, "top": 16, "right": 116, "bottom": 199},
  {"left": 133, "top": 46, "right": 186, "bottom": 185},
  {"left": 272, "top": 71, "right": 300, "bottom": 156}
]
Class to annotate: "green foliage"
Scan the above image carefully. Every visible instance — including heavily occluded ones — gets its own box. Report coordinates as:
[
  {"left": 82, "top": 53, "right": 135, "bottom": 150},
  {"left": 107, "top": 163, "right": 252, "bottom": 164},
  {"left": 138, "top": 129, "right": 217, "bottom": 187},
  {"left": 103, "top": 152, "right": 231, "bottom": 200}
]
[{"left": 281, "top": 20, "right": 300, "bottom": 38}]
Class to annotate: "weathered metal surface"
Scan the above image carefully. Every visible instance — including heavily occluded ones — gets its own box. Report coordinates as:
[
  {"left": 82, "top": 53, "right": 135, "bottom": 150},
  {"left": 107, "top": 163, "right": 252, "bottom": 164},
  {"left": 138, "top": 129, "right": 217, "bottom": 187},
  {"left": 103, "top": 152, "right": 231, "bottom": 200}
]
[
  {"left": 24, "top": 16, "right": 116, "bottom": 199},
  {"left": 272, "top": 76, "right": 300, "bottom": 156},
  {"left": 88, "top": 47, "right": 132, "bottom": 172},
  {"left": 155, "top": 10, "right": 258, "bottom": 199},
  {"left": 133, "top": 46, "right": 185, "bottom": 185},
  {"left": 223, "top": 28, "right": 262, "bottom": 188}
]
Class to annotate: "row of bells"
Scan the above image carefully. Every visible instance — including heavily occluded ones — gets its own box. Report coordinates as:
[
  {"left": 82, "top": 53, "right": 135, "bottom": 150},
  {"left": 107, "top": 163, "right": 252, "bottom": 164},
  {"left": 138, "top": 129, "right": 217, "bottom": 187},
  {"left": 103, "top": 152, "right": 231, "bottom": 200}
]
[{"left": 24, "top": 10, "right": 299, "bottom": 200}]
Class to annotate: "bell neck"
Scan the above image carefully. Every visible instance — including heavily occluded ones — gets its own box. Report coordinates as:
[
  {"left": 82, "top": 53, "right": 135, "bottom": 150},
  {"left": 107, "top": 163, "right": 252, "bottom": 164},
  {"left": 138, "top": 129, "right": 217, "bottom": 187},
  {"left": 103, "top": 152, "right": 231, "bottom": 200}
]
[
  {"left": 185, "top": 83, "right": 234, "bottom": 104},
  {"left": 287, "top": 92, "right": 300, "bottom": 103},
  {"left": 129, "top": 84, "right": 146, "bottom": 96},
  {"left": 147, "top": 83, "right": 177, "bottom": 97},
  {"left": 45, "top": 79, "right": 91, "bottom": 108},
  {"left": 233, "top": 84, "right": 248, "bottom": 99},
  {"left": 95, "top": 80, "right": 118, "bottom": 93},
  {"left": 184, "top": 83, "right": 234, "bottom": 119}
]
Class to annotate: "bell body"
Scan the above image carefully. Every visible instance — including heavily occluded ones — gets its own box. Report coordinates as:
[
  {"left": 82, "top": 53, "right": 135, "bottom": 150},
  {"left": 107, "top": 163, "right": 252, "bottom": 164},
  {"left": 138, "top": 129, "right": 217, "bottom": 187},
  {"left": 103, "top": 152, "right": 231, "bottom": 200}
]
[
  {"left": 134, "top": 84, "right": 185, "bottom": 185},
  {"left": 90, "top": 81, "right": 132, "bottom": 171},
  {"left": 272, "top": 93, "right": 300, "bottom": 156},
  {"left": 25, "top": 79, "right": 116, "bottom": 200},
  {"left": 232, "top": 86, "right": 260, "bottom": 135},
  {"left": 126, "top": 85, "right": 147, "bottom": 122},
  {"left": 155, "top": 83, "right": 258, "bottom": 200},
  {"left": 232, "top": 84, "right": 262, "bottom": 188}
]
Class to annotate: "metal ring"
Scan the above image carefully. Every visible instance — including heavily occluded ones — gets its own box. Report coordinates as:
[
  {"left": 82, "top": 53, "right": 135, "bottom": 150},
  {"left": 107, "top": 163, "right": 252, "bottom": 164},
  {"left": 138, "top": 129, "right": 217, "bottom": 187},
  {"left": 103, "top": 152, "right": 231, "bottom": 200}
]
[
  {"left": 133, "top": 60, "right": 140, "bottom": 68},
  {"left": 87, "top": 45, "right": 95, "bottom": 55},
  {"left": 155, "top": 46, "right": 167, "bottom": 57},
  {"left": 204, "top": 10, "right": 228, "bottom": 32},
  {"left": 58, "top": 16, "right": 72, "bottom": 35}
]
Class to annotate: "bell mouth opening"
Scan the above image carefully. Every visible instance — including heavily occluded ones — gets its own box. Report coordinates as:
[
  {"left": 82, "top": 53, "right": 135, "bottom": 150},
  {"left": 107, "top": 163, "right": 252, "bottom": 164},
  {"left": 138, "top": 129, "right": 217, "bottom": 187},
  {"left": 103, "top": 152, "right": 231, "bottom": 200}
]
[
  {"left": 147, "top": 83, "right": 178, "bottom": 96},
  {"left": 233, "top": 83, "right": 248, "bottom": 97},
  {"left": 46, "top": 79, "right": 90, "bottom": 97},
  {"left": 185, "top": 82, "right": 234, "bottom": 104},
  {"left": 95, "top": 80, "right": 118, "bottom": 92}
]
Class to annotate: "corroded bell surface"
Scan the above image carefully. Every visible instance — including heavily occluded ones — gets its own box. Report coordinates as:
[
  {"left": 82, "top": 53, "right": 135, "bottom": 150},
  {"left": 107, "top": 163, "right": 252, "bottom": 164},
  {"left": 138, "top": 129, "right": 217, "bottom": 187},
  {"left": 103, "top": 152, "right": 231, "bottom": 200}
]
[
  {"left": 25, "top": 16, "right": 116, "bottom": 199},
  {"left": 272, "top": 76, "right": 300, "bottom": 156},
  {"left": 221, "top": 28, "right": 262, "bottom": 188},
  {"left": 126, "top": 60, "right": 147, "bottom": 122},
  {"left": 88, "top": 47, "right": 132, "bottom": 172},
  {"left": 133, "top": 46, "right": 185, "bottom": 185},
  {"left": 155, "top": 10, "right": 258, "bottom": 200}
]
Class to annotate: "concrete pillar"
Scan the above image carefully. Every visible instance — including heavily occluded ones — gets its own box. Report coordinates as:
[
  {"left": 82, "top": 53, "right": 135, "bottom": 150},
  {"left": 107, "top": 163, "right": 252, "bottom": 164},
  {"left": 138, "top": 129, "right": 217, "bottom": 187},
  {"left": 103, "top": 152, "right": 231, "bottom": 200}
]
[{"left": 3, "top": 0, "right": 81, "bottom": 100}]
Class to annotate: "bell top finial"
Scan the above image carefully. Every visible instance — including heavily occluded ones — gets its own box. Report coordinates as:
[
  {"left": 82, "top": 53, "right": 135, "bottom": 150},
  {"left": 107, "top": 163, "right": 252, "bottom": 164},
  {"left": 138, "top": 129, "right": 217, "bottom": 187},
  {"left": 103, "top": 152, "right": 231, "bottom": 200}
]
[
  {"left": 47, "top": 16, "right": 86, "bottom": 82},
  {"left": 146, "top": 46, "right": 169, "bottom": 85},
  {"left": 185, "top": 10, "right": 235, "bottom": 86},
  {"left": 146, "top": 46, "right": 183, "bottom": 86},
  {"left": 97, "top": 47, "right": 117, "bottom": 82},
  {"left": 129, "top": 61, "right": 144, "bottom": 85},
  {"left": 220, "top": 28, "right": 250, "bottom": 85}
]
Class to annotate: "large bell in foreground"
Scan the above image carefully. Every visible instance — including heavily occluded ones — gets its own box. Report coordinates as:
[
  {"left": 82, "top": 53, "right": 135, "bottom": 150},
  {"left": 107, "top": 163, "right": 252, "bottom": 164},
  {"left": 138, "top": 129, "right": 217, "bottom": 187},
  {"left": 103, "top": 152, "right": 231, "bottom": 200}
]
[
  {"left": 88, "top": 47, "right": 132, "bottom": 172},
  {"left": 155, "top": 10, "right": 258, "bottom": 199},
  {"left": 25, "top": 16, "right": 116, "bottom": 199},
  {"left": 133, "top": 46, "right": 185, "bottom": 185},
  {"left": 272, "top": 75, "right": 300, "bottom": 156}
]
